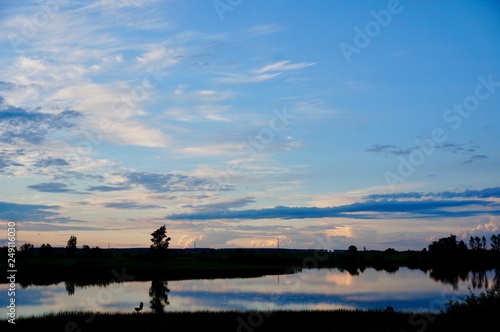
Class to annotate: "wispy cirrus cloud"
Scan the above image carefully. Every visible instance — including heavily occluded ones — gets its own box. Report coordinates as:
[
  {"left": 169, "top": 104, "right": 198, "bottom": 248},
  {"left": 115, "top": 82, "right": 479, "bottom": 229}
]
[
  {"left": 215, "top": 72, "right": 282, "bottom": 84},
  {"left": 462, "top": 155, "right": 488, "bottom": 164},
  {"left": 245, "top": 23, "right": 284, "bottom": 37},
  {"left": 365, "top": 141, "right": 480, "bottom": 156},
  {"left": 253, "top": 60, "right": 316, "bottom": 75},
  {"left": 103, "top": 201, "right": 165, "bottom": 210},
  {"left": 215, "top": 60, "right": 315, "bottom": 84}
]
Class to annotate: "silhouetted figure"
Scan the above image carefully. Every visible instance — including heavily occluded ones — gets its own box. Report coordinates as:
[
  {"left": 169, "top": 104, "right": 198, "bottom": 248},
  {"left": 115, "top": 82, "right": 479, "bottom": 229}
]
[
  {"left": 386, "top": 306, "right": 394, "bottom": 312},
  {"left": 135, "top": 302, "right": 143, "bottom": 313}
]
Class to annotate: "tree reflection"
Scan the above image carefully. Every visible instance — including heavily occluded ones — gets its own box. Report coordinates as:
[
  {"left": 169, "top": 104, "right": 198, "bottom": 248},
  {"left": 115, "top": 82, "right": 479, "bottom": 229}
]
[
  {"left": 494, "top": 268, "right": 500, "bottom": 288},
  {"left": 149, "top": 280, "right": 170, "bottom": 313},
  {"left": 429, "top": 268, "right": 497, "bottom": 290},
  {"left": 65, "top": 281, "right": 75, "bottom": 296}
]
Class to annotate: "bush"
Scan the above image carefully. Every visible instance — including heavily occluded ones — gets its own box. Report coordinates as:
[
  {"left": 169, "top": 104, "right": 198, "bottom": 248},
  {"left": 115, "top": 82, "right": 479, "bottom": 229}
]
[{"left": 444, "top": 284, "right": 500, "bottom": 314}]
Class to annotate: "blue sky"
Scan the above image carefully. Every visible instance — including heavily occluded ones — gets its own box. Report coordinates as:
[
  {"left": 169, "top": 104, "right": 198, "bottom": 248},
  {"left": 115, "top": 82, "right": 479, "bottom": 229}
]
[{"left": 0, "top": 0, "right": 499, "bottom": 250}]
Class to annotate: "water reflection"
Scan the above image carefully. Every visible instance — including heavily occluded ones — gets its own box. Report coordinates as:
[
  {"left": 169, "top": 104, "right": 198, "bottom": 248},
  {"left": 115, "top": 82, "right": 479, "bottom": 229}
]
[
  {"left": 1, "top": 267, "right": 499, "bottom": 319},
  {"left": 428, "top": 267, "right": 500, "bottom": 290},
  {"left": 149, "top": 281, "right": 170, "bottom": 313},
  {"left": 65, "top": 281, "right": 75, "bottom": 296}
]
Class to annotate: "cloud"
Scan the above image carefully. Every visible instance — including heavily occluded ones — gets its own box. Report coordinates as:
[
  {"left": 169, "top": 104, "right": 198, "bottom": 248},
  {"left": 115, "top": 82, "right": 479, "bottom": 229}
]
[
  {"left": 253, "top": 60, "right": 316, "bottom": 75},
  {"left": 365, "top": 187, "right": 500, "bottom": 200},
  {"left": 245, "top": 24, "right": 284, "bottom": 37},
  {"left": 0, "top": 101, "right": 81, "bottom": 145},
  {"left": 27, "top": 182, "right": 82, "bottom": 194},
  {"left": 215, "top": 60, "right": 315, "bottom": 84},
  {"left": 364, "top": 144, "right": 413, "bottom": 156},
  {"left": 125, "top": 172, "right": 232, "bottom": 193},
  {"left": 0, "top": 201, "right": 80, "bottom": 223},
  {"left": 215, "top": 72, "right": 282, "bottom": 84},
  {"left": 365, "top": 141, "right": 479, "bottom": 156},
  {"left": 103, "top": 201, "right": 165, "bottom": 209},
  {"left": 87, "top": 185, "right": 131, "bottom": 192},
  {"left": 462, "top": 155, "right": 488, "bottom": 164},
  {"left": 35, "top": 157, "right": 70, "bottom": 168},
  {"left": 183, "top": 197, "right": 256, "bottom": 212},
  {"left": 167, "top": 197, "right": 500, "bottom": 221}
]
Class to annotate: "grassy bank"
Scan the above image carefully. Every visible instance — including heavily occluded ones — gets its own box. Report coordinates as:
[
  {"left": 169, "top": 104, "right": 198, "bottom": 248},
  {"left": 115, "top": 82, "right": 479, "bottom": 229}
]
[{"left": 1, "top": 307, "right": 496, "bottom": 332}]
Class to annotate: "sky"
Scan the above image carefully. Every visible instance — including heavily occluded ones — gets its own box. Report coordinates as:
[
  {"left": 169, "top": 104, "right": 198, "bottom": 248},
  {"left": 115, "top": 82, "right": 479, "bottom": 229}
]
[{"left": 0, "top": 0, "right": 499, "bottom": 251}]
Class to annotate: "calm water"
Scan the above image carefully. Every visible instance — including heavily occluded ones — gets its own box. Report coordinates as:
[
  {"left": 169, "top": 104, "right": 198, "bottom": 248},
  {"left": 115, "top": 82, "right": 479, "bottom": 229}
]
[{"left": 1, "top": 267, "right": 498, "bottom": 318}]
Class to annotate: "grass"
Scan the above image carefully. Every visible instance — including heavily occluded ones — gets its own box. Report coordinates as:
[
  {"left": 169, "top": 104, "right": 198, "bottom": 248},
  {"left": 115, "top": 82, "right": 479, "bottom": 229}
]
[{"left": 1, "top": 309, "right": 433, "bottom": 332}]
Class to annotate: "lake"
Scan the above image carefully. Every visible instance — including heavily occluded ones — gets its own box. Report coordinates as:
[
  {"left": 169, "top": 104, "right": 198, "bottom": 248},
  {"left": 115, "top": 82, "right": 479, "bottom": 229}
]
[{"left": 1, "top": 267, "right": 498, "bottom": 318}]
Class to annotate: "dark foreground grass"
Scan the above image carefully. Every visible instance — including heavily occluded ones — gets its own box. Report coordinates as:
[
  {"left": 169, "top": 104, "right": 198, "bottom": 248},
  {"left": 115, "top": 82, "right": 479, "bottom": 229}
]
[{"left": 2, "top": 308, "right": 497, "bottom": 332}]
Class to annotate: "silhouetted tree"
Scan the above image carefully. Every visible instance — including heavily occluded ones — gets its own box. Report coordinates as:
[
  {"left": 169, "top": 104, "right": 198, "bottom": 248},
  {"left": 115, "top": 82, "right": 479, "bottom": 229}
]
[
  {"left": 82, "top": 244, "right": 91, "bottom": 256},
  {"left": 150, "top": 225, "right": 171, "bottom": 260},
  {"left": 66, "top": 235, "right": 77, "bottom": 257},
  {"left": 384, "top": 248, "right": 397, "bottom": 255},
  {"left": 82, "top": 245, "right": 103, "bottom": 258},
  {"left": 40, "top": 243, "right": 54, "bottom": 257},
  {"left": 491, "top": 234, "right": 500, "bottom": 251},
  {"left": 469, "top": 236, "right": 487, "bottom": 251},
  {"left": 19, "top": 243, "right": 34, "bottom": 257},
  {"left": 428, "top": 234, "right": 458, "bottom": 256},
  {"left": 348, "top": 245, "right": 358, "bottom": 253},
  {"left": 457, "top": 240, "right": 468, "bottom": 254},
  {"left": 149, "top": 280, "right": 170, "bottom": 314}
]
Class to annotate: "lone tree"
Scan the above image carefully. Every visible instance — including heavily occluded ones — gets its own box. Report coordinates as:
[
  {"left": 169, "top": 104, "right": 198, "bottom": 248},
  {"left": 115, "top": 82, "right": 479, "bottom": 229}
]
[
  {"left": 66, "top": 235, "right": 77, "bottom": 257},
  {"left": 150, "top": 225, "right": 171, "bottom": 260}
]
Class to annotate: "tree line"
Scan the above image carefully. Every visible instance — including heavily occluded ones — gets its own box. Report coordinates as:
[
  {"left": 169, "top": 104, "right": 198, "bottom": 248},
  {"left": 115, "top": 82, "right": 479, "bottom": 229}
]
[
  {"left": 12, "top": 225, "right": 171, "bottom": 259},
  {"left": 427, "top": 233, "right": 500, "bottom": 256}
]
